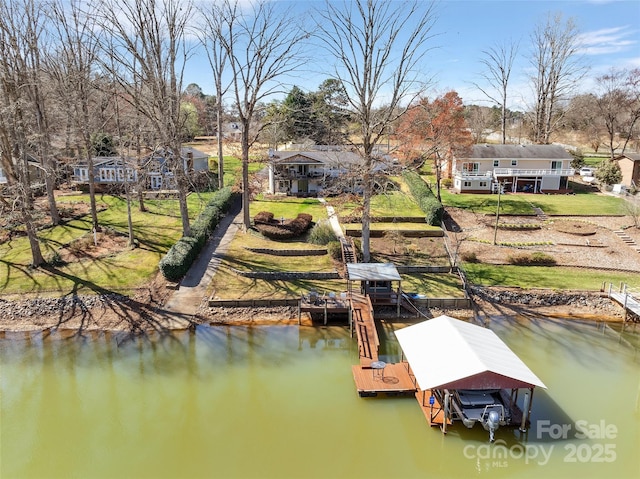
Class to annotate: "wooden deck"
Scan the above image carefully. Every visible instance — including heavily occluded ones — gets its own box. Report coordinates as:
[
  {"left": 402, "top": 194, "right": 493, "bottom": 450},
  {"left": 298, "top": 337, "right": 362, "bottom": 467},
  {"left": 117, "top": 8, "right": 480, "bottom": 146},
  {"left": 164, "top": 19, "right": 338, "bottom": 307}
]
[
  {"left": 299, "top": 293, "right": 350, "bottom": 324},
  {"left": 352, "top": 362, "right": 417, "bottom": 396}
]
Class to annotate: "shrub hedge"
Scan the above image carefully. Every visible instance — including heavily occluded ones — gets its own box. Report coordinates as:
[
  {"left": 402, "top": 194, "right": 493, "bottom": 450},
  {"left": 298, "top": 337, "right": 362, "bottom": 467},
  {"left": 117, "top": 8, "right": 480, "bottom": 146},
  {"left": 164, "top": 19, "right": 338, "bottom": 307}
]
[
  {"left": 402, "top": 170, "right": 444, "bottom": 226},
  {"left": 254, "top": 213, "right": 313, "bottom": 240},
  {"left": 159, "top": 187, "right": 234, "bottom": 281},
  {"left": 507, "top": 252, "right": 557, "bottom": 266}
]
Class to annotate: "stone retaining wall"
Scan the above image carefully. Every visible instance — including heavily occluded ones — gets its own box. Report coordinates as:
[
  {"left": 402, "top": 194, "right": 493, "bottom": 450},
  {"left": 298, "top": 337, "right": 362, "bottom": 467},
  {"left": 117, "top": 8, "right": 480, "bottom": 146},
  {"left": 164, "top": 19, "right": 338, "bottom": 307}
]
[
  {"left": 232, "top": 269, "right": 340, "bottom": 280},
  {"left": 244, "top": 247, "right": 327, "bottom": 256}
]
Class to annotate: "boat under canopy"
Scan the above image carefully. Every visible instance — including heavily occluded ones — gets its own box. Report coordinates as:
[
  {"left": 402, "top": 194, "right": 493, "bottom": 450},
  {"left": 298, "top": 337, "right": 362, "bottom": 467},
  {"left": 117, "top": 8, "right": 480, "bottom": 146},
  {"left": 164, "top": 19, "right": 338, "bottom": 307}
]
[{"left": 395, "top": 315, "right": 546, "bottom": 441}]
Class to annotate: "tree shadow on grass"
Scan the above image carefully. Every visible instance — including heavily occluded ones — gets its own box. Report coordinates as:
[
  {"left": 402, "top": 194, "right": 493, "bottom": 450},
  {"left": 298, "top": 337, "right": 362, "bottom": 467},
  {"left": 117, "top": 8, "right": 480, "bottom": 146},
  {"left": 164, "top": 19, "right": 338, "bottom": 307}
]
[{"left": 38, "top": 265, "right": 190, "bottom": 339}]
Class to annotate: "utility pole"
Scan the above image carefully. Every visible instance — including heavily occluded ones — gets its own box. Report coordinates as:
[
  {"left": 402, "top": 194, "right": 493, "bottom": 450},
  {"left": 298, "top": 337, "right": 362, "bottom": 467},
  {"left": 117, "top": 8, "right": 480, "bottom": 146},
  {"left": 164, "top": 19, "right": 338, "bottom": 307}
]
[{"left": 493, "top": 182, "right": 502, "bottom": 245}]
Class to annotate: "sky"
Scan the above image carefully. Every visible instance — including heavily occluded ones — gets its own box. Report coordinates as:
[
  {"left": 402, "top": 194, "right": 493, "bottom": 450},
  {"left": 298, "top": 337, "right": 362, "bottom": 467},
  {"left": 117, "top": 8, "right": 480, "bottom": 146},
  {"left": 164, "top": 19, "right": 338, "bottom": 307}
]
[{"left": 185, "top": 0, "right": 640, "bottom": 111}]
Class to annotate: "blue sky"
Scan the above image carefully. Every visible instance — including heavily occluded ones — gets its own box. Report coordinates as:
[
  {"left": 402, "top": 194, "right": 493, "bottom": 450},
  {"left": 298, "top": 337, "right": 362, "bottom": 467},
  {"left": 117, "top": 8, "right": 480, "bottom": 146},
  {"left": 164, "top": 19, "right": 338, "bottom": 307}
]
[{"left": 186, "top": 0, "right": 640, "bottom": 111}]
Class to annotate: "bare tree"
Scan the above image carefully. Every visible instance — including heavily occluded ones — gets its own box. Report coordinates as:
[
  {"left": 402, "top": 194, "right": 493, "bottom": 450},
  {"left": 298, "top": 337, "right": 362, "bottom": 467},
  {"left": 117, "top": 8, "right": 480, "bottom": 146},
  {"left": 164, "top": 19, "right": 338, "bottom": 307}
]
[
  {"left": 198, "top": 5, "right": 230, "bottom": 190},
  {"left": 0, "top": 0, "right": 47, "bottom": 266},
  {"left": 212, "top": 0, "right": 310, "bottom": 229},
  {"left": 595, "top": 68, "right": 640, "bottom": 158},
  {"left": 474, "top": 40, "right": 519, "bottom": 144},
  {"left": 528, "top": 12, "right": 587, "bottom": 144},
  {"left": 94, "top": 0, "right": 193, "bottom": 236},
  {"left": 315, "top": 0, "right": 437, "bottom": 261},
  {"left": 48, "top": 0, "right": 102, "bottom": 230}
]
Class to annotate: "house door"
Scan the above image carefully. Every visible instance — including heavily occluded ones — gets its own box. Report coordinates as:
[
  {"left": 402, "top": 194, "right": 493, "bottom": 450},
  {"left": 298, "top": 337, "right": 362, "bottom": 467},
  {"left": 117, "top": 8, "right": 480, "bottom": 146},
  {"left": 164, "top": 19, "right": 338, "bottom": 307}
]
[{"left": 298, "top": 180, "right": 308, "bottom": 193}]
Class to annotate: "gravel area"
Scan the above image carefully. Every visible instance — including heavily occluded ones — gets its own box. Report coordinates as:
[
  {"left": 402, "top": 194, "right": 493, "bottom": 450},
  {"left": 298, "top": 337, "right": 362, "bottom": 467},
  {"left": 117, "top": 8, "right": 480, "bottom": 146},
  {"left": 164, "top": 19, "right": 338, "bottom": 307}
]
[{"left": 446, "top": 207, "right": 640, "bottom": 272}]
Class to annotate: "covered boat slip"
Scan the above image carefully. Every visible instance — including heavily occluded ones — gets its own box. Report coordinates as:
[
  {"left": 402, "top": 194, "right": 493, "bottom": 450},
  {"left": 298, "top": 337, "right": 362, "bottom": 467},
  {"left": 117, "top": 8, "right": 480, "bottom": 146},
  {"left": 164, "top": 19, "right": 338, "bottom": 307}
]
[{"left": 394, "top": 315, "right": 546, "bottom": 437}]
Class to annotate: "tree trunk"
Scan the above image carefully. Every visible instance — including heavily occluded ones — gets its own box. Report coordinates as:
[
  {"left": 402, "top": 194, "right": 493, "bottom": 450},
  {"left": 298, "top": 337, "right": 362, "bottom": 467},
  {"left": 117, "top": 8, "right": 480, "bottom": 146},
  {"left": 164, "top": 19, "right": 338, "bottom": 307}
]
[
  {"left": 361, "top": 169, "right": 372, "bottom": 262},
  {"left": 241, "top": 125, "right": 251, "bottom": 230},
  {"left": 216, "top": 85, "right": 224, "bottom": 190}
]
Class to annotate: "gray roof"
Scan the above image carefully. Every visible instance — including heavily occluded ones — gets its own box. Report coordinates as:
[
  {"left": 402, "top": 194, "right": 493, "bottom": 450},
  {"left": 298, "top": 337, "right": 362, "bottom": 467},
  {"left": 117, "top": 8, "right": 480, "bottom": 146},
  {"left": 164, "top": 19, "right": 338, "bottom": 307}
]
[
  {"left": 615, "top": 152, "right": 640, "bottom": 162},
  {"left": 270, "top": 150, "right": 364, "bottom": 167},
  {"left": 466, "top": 144, "right": 572, "bottom": 160},
  {"left": 347, "top": 263, "right": 401, "bottom": 282}
]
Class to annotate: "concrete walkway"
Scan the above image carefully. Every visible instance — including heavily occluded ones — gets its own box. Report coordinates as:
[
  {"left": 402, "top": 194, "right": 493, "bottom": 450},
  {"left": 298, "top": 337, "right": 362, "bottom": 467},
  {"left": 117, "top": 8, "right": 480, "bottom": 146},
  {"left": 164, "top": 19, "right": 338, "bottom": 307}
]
[
  {"left": 163, "top": 196, "right": 243, "bottom": 320},
  {"left": 318, "top": 197, "right": 345, "bottom": 240}
]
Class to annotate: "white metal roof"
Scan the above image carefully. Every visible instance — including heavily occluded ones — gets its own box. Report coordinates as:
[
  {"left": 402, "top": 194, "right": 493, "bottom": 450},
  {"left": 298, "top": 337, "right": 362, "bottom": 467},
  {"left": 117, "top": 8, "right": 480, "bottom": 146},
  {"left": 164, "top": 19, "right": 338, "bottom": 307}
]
[
  {"left": 347, "top": 263, "right": 401, "bottom": 282},
  {"left": 394, "top": 315, "right": 546, "bottom": 391}
]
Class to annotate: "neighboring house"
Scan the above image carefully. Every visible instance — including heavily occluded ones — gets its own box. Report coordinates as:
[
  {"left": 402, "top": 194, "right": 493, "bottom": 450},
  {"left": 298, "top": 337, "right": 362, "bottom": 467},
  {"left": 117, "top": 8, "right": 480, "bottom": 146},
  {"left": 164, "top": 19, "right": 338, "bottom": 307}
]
[
  {"left": 0, "top": 156, "right": 45, "bottom": 187},
  {"left": 452, "top": 144, "right": 574, "bottom": 194},
  {"left": 614, "top": 153, "right": 640, "bottom": 188},
  {"left": 72, "top": 156, "right": 139, "bottom": 189},
  {"left": 221, "top": 122, "right": 243, "bottom": 141},
  {"left": 72, "top": 147, "right": 210, "bottom": 191},
  {"left": 267, "top": 149, "right": 393, "bottom": 196}
]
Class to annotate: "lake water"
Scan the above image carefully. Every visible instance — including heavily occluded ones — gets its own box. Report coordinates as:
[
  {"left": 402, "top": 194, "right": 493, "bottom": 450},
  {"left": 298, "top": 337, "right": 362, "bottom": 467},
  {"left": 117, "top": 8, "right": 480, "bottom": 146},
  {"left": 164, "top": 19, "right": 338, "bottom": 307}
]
[{"left": 1, "top": 317, "right": 638, "bottom": 479}]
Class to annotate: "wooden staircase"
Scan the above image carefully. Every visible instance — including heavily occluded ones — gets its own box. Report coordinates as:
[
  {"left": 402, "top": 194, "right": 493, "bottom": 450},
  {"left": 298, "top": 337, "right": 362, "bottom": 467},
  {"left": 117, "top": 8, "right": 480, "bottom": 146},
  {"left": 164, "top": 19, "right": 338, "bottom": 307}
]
[{"left": 614, "top": 230, "right": 640, "bottom": 253}]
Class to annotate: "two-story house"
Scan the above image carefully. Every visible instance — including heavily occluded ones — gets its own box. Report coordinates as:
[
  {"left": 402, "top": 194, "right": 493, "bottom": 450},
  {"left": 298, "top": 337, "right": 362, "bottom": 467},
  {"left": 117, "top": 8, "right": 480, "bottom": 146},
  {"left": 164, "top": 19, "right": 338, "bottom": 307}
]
[
  {"left": 452, "top": 144, "right": 574, "bottom": 194},
  {"left": 267, "top": 149, "right": 364, "bottom": 196}
]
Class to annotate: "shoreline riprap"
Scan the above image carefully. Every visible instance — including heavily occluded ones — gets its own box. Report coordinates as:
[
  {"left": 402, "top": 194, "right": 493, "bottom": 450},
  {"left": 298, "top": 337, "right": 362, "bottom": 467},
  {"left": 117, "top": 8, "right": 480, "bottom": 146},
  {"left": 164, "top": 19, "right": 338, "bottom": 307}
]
[{"left": 0, "top": 286, "right": 631, "bottom": 333}]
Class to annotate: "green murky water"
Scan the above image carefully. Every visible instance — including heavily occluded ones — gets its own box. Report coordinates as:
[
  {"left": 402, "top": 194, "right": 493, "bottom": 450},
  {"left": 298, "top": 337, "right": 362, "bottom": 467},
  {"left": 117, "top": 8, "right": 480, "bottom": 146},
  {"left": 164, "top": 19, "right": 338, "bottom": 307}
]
[{"left": 1, "top": 318, "right": 638, "bottom": 479}]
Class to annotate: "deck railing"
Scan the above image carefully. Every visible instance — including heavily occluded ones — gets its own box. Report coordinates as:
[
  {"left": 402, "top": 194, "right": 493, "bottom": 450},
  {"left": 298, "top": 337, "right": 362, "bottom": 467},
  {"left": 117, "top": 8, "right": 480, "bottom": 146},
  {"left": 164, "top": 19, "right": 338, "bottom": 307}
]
[{"left": 493, "top": 168, "right": 574, "bottom": 176}]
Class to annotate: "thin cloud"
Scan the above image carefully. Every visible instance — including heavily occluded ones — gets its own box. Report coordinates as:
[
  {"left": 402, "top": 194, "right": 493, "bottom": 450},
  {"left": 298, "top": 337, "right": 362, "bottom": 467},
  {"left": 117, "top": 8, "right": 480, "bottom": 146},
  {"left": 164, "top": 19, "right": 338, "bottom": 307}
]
[{"left": 577, "top": 26, "right": 637, "bottom": 55}]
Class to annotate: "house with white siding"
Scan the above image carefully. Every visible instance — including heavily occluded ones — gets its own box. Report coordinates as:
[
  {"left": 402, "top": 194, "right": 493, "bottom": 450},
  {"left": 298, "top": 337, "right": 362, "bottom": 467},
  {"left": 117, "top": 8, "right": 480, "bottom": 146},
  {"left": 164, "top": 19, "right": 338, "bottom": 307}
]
[
  {"left": 267, "top": 149, "right": 393, "bottom": 196},
  {"left": 452, "top": 144, "right": 574, "bottom": 194}
]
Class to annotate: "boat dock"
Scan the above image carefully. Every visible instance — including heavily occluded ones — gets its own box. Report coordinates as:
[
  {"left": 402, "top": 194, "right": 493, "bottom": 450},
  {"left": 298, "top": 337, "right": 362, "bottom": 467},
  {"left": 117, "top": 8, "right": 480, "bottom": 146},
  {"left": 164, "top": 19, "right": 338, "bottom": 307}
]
[
  {"left": 608, "top": 283, "right": 640, "bottom": 321},
  {"left": 350, "top": 292, "right": 419, "bottom": 397}
]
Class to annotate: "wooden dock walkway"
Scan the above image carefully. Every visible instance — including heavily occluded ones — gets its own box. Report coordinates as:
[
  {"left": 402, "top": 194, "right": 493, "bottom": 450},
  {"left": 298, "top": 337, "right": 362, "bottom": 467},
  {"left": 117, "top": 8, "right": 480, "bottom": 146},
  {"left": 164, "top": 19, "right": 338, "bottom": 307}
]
[
  {"left": 610, "top": 290, "right": 640, "bottom": 320},
  {"left": 351, "top": 293, "right": 379, "bottom": 367}
]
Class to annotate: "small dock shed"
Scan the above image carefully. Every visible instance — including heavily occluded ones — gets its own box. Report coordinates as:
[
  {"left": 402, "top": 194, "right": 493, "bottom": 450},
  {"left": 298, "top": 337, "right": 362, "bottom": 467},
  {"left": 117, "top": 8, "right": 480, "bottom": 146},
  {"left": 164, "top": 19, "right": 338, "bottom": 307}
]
[{"left": 346, "top": 263, "right": 403, "bottom": 316}]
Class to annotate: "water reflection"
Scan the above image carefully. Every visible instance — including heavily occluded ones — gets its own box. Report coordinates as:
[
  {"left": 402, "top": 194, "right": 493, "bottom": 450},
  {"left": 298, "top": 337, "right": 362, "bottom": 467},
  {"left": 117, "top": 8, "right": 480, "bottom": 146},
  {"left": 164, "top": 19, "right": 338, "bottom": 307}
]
[{"left": 1, "top": 318, "right": 638, "bottom": 479}]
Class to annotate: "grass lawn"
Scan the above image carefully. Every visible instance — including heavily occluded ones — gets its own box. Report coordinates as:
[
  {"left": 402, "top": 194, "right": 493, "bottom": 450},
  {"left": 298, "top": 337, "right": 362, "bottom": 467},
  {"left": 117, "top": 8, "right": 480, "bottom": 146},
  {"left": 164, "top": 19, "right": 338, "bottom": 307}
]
[
  {"left": 401, "top": 273, "right": 466, "bottom": 297},
  {"left": 0, "top": 192, "right": 217, "bottom": 297},
  {"left": 223, "top": 156, "right": 266, "bottom": 187},
  {"left": 463, "top": 263, "right": 640, "bottom": 290},
  {"left": 250, "top": 196, "right": 328, "bottom": 222},
  {"left": 330, "top": 190, "right": 424, "bottom": 218},
  {"left": 440, "top": 187, "right": 625, "bottom": 216},
  {"left": 343, "top": 223, "right": 442, "bottom": 232},
  {"left": 220, "top": 231, "right": 333, "bottom": 273},
  {"left": 209, "top": 230, "right": 343, "bottom": 300}
]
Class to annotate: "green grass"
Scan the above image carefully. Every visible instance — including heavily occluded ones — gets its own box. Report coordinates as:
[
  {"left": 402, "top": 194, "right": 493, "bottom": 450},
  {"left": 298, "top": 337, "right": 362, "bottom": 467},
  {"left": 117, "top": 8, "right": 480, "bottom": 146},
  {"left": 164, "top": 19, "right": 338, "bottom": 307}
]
[
  {"left": 0, "top": 192, "right": 217, "bottom": 297},
  {"left": 343, "top": 223, "right": 442, "bottom": 232},
  {"left": 330, "top": 190, "right": 424, "bottom": 218},
  {"left": 402, "top": 273, "right": 466, "bottom": 297},
  {"left": 250, "top": 197, "right": 328, "bottom": 222},
  {"left": 209, "top": 231, "right": 343, "bottom": 300},
  {"left": 221, "top": 232, "right": 333, "bottom": 273},
  {"left": 463, "top": 263, "right": 640, "bottom": 290},
  {"left": 440, "top": 190, "right": 536, "bottom": 214},
  {"left": 223, "top": 156, "right": 266, "bottom": 187},
  {"left": 440, "top": 187, "right": 625, "bottom": 216}
]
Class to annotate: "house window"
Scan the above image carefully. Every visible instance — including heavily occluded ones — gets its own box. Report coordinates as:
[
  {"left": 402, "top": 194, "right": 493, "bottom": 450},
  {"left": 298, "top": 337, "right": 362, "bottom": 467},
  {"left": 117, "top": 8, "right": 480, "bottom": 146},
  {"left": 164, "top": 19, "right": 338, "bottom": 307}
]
[
  {"left": 479, "top": 181, "right": 487, "bottom": 187},
  {"left": 511, "top": 159, "right": 518, "bottom": 166},
  {"left": 74, "top": 168, "right": 89, "bottom": 181},
  {"left": 493, "top": 160, "right": 499, "bottom": 167},
  {"left": 99, "top": 169, "right": 116, "bottom": 182},
  {"left": 462, "top": 162, "right": 479, "bottom": 174},
  {"left": 551, "top": 161, "right": 562, "bottom": 171},
  {"left": 463, "top": 181, "right": 471, "bottom": 187}
]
